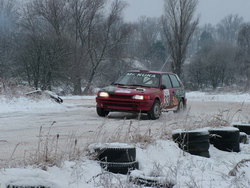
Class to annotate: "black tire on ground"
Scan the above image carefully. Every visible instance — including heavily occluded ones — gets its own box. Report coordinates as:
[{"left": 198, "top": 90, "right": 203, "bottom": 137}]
[
  {"left": 94, "top": 147, "right": 136, "bottom": 162},
  {"left": 7, "top": 185, "right": 49, "bottom": 188},
  {"left": 188, "top": 150, "right": 210, "bottom": 158},
  {"left": 147, "top": 100, "right": 161, "bottom": 120},
  {"left": 55, "top": 97, "right": 63, "bottom": 103},
  {"left": 232, "top": 124, "right": 250, "bottom": 135},
  {"left": 209, "top": 128, "right": 240, "bottom": 152},
  {"left": 172, "top": 129, "right": 210, "bottom": 158},
  {"left": 213, "top": 141, "right": 240, "bottom": 152},
  {"left": 239, "top": 132, "right": 248, "bottom": 144},
  {"left": 172, "top": 131, "right": 209, "bottom": 143},
  {"left": 96, "top": 107, "right": 109, "bottom": 117},
  {"left": 130, "top": 176, "right": 175, "bottom": 188},
  {"left": 209, "top": 129, "right": 240, "bottom": 144},
  {"left": 180, "top": 141, "right": 210, "bottom": 152},
  {"left": 100, "top": 161, "right": 139, "bottom": 174}
]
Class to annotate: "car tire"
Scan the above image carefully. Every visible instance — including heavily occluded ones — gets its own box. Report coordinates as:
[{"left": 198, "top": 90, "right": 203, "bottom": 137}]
[
  {"left": 94, "top": 147, "right": 136, "bottom": 162},
  {"left": 96, "top": 107, "right": 109, "bottom": 117},
  {"left": 7, "top": 185, "right": 50, "bottom": 188},
  {"left": 172, "top": 131, "right": 209, "bottom": 143},
  {"left": 213, "top": 141, "right": 240, "bottom": 152},
  {"left": 174, "top": 99, "right": 184, "bottom": 113},
  {"left": 180, "top": 142, "right": 210, "bottom": 153},
  {"left": 100, "top": 161, "right": 139, "bottom": 174},
  {"left": 172, "top": 130, "right": 210, "bottom": 158},
  {"left": 147, "top": 100, "right": 161, "bottom": 120},
  {"left": 209, "top": 129, "right": 239, "bottom": 144},
  {"left": 209, "top": 128, "right": 240, "bottom": 152},
  {"left": 130, "top": 174, "right": 175, "bottom": 188},
  {"left": 239, "top": 132, "right": 248, "bottom": 144},
  {"left": 189, "top": 150, "right": 210, "bottom": 158},
  {"left": 55, "top": 97, "right": 63, "bottom": 103},
  {"left": 232, "top": 123, "right": 250, "bottom": 135}
]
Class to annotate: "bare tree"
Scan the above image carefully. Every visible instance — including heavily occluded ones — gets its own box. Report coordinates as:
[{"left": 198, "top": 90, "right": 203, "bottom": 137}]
[
  {"left": 162, "top": 0, "right": 199, "bottom": 77},
  {"left": 132, "top": 17, "right": 165, "bottom": 70},
  {"left": 204, "top": 41, "right": 237, "bottom": 89},
  {"left": 66, "top": 0, "right": 106, "bottom": 94},
  {"left": 32, "top": 0, "right": 69, "bottom": 37},
  {"left": 82, "top": 0, "right": 129, "bottom": 94},
  {"left": 17, "top": 1, "right": 70, "bottom": 90},
  {"left": 0, "top": 0, "right": 18, "bottom": 78},
  {"left": 237, "top": 23, "right": 250, "bottom": 89},
  {"left": 186, "top": 55, "right": 207, "bottom": 90},
  {"left": 217, "top": 14, "right": 243, "bottom": 43}
]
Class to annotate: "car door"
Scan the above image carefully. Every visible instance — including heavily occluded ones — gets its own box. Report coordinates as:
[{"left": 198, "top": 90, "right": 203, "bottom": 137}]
[
  {"left": 161, "top": 74, "right": 176, "bottom": 109},
  {"left": 168, "top": 74, "right": 183, "bottom": 109}
]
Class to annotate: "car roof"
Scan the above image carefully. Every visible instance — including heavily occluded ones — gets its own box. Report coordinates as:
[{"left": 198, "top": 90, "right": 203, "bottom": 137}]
[{"left": 127, "top": 70, "right": 175, "bottom": 75}]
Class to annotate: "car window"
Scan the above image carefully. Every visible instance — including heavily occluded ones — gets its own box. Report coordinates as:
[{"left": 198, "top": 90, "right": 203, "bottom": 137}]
[
  {"left": 162, "top": 74, "right": 172, "bottom": 88},
  {"left": 169, "top": 74, "right": 181, "bottom": 88},
  {"left": 115, "top": 72, "right": 160, "bottom": 87}
]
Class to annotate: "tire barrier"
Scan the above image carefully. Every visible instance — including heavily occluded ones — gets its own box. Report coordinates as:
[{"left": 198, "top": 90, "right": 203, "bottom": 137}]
[
  {"left": 94, "top": 147, "right": 136, "bottom": 162},
  {"left": 129, "top": 171, "right": 175, "bottom": 188},
  {"left": 239, "top": 132, "right": 248, "bottom": 144},
  {"left": 172, "top": 129, "right": 210, "bottom": 158},
  {"left": 7, "top": 186, "right": 50, "bottom": 188},
  {"left": 209, "top": 127, "right": 240, "bottom": 152},
  {"left": 100, "top": 161, "right": 139, "bottom": 174},
  {"left": 232, "top": 123, "right": 250, "bottom": 135},
  {"left": 91, "top": 143, "right": 139, "bottom": 174}
]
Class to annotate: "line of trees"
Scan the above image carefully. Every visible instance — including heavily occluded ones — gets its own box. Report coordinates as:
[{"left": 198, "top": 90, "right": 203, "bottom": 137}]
[{"left": 1, "top": 0, "right": 250, "bottom": 94}]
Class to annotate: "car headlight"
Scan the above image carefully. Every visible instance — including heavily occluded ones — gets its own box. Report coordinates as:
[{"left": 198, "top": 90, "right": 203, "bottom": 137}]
[
  {"left": 99, "top": 92, "right": 109, "bottom": 97},
  {"left": 132, "top": 95, "right": 150, "bottom": 100}
]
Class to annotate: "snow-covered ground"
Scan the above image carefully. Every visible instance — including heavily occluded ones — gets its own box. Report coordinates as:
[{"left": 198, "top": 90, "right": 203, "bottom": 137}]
[{"left": 0, "top": 92, "right": 250, "bottom": 188}]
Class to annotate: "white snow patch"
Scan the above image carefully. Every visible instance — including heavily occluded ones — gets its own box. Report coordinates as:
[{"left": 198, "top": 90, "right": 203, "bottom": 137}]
[
  {"left": 1, "top": 91, "right": 250, "bottom": 187},
  {"left": 187, "top": 91, "right": 250, "bottom": 102}
]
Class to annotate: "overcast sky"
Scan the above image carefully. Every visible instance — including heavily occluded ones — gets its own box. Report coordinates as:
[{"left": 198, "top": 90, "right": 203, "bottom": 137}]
[{"left": 122, "top": 0, "right": 250, "bottom": 25}]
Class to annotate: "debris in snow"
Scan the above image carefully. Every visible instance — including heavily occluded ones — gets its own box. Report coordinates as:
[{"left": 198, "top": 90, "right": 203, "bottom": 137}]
[{"left": 26, "top": 89, "right": 63, "bottom": 103}]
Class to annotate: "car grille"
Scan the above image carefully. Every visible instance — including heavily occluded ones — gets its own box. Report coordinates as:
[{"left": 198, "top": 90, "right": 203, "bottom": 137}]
[
  {"left": 103, "top": 102, "right": 137, "bottom": 108},
  {"left": 109, "top": 94, "right": 132, "bottom": 99}
]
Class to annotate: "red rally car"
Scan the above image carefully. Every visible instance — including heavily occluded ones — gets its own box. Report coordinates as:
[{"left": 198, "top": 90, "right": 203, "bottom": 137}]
[{"left": 96, "top": 70, "right": 187, "bottom": 119}]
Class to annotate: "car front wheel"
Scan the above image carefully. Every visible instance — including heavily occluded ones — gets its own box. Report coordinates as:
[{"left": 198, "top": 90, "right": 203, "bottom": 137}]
[
  {"left": 97, "top": 107, "right": 109, "bottom": 117},
  {"left": 148, "top": 100, "right": 161, "bottom": 120}
]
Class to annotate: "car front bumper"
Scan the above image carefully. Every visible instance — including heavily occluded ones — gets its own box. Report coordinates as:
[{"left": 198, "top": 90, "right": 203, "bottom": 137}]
[{"left": 96, "top": 97, "right": 153, "bottom": 112}]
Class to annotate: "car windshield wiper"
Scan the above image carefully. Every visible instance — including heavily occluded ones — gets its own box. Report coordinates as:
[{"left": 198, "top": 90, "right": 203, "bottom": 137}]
[
  {"left": 112, "top": 82, "right": 124, "bottom": 85},
  {"left": 128, "top": 84, "right": 144, "bottom": 87}
]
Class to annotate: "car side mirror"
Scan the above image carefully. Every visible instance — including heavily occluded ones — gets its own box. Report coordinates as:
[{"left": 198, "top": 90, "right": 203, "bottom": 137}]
[{"left": 160, "top": 85, "right": 166, "bottom": 89}]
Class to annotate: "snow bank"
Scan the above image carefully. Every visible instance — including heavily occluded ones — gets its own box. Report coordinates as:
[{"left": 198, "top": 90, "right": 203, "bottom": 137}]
[
  {"left": 187, "top": 91, "right": 250, "bottom": 102},
  {"left": 0, "top": 96, "right": 65, "bottom": 113},
  {"left": 1, "top": 91, "right": 250, "bottom": 187}
]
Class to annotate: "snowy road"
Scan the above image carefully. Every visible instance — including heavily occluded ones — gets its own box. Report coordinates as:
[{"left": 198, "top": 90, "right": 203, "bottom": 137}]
[{"left": 1, "top": 93, "right": 250, "bottom": 167}]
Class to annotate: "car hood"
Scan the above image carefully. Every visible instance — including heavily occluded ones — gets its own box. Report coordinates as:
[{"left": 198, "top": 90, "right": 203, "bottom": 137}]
[{"left": 100, "top": 85, "right": 160, "bottom": 95}]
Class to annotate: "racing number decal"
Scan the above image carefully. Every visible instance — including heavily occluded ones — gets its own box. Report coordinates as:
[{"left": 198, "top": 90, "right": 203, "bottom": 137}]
[
  {"left": 172, "top": 96, "right": 178, "bottom": 106},
  {"left": 164, "top": 89, "right": 170, "bottom": 106}
]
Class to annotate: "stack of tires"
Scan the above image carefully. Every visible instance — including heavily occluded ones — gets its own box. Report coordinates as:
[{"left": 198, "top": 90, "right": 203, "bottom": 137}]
[
  {"left": 231, "top": 123, "right": 250, "bottom": 144},
  {"left": 239, "top": 132, "right": 248, "bottom": 144},
  {"left": 7, "top": 185, "right": 49, "bottom": 188},
  {"left": 232, "top": 123, "right": 250, "bottom": 135},
  {"left": 209, "top": 127, "right": 240, "bottom": 152},
  {"left": 129, "top": 170, "right": 175, "bottom": 188},
  {"left": 92, "top": 143, "right": 139, "bottom": 174},
  {"left": 172, "top": 129, "right": 210, "bottom": 158}
]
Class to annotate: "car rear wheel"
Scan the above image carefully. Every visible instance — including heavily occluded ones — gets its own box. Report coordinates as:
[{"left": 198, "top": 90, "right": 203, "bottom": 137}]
[
  {"left": 148, "top": 100, "right": 161, "bottom": 120},
  {"left": 174, "top": 100, "right": 184, "bottom": 113},
  {"left": 97, "top": 107, "right": 109, "bottom": 117}
]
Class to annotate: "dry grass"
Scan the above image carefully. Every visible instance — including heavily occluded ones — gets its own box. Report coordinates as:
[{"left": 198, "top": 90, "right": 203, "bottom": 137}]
[
  {"left": 89, "top": 118, "right": 155, "bottom": 147},
  {"left": 22, "top": 121, "right": 82, "bottom": 169}
]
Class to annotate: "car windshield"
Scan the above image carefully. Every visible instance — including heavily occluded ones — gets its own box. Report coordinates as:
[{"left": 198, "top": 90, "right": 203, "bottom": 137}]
[{"left": 114, "top": 72, "right": 160, "bottom": 88}]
